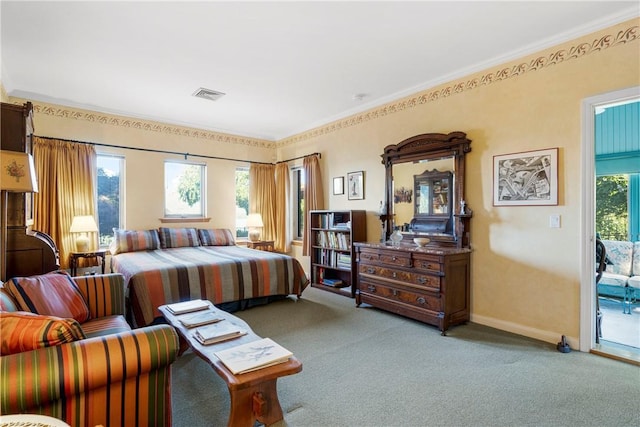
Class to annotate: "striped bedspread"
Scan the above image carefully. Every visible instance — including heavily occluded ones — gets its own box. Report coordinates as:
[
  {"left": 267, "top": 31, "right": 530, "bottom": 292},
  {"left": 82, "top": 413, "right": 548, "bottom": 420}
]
[{"left": 111, "top": 245, "right": 309, "bottom": 327}]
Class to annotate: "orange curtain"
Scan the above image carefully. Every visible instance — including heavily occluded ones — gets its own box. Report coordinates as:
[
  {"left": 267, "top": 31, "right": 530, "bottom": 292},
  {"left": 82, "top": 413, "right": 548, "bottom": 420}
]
[
  {"left": 274, "top": 162, "right": 290, "bottom": 252},
  {"left": 302, "top": 154, "right": 324, "bottom": 256},
  {"left": 32, "top": 137, "right": 97, "bottom": 269},
  {"left": 249, "top": 164, "right": 276, "bottom": 242}
]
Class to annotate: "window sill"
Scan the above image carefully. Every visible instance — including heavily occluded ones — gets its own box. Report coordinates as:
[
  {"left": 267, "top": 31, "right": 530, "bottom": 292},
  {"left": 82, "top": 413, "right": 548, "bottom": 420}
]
[{"left": 159, "top": 217, "right": 211, "bottom": 224}]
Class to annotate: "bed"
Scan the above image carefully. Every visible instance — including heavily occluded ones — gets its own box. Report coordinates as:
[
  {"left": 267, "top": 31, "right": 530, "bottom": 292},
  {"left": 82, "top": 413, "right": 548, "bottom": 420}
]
[{"left": 109, "top": 228, "right": 309, "bottom": 327}]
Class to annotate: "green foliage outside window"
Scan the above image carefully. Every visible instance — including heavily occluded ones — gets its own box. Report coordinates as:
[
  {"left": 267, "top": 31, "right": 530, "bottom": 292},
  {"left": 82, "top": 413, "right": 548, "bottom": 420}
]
[
  {"left": 177, "top": 165, "right": 202, "bottom": 207},
  {"left": 596, "top": 175, "right": 628, "bottom": 241},
  {"left": 97, "top": 167, "right": 120, "bottom": 246}
]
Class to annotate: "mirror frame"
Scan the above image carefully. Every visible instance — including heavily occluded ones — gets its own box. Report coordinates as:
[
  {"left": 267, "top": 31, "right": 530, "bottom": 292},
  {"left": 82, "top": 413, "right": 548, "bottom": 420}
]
[{"left": 381, "top": 132, "right": 472, "bottom": 248}]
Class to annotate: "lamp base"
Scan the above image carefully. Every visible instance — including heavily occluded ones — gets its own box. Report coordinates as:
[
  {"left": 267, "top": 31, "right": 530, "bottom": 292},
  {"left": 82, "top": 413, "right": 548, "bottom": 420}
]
[
  {"left": 248, "top": 229, "right": 261, "bottom": 242},
  {"left": 75, "top": 235, "right": 90, "bottom": 252}
]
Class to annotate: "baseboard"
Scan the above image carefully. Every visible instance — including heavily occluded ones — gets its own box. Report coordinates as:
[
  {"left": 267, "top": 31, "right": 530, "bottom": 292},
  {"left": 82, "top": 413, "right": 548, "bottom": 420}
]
[{"left": 470, "top": 313, "right": 578, "bottom": 350}]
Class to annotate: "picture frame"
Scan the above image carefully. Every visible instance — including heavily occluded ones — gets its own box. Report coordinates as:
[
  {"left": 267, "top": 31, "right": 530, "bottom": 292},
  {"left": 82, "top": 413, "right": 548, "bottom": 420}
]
[
  {"left": 333, "top": 176, "right": 344, "bottom": 195},
  {"left": 347, "top": 171, "right": 364, "bottom": 200},
  {"left": 493, "top": 147, "right": 558, "bottom": 206}
]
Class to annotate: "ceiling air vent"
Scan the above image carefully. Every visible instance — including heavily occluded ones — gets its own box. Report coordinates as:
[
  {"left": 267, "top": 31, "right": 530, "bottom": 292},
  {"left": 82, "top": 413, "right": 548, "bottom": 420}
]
[{"left": 192, "top": 87, "right": 226, "bottom": 102}]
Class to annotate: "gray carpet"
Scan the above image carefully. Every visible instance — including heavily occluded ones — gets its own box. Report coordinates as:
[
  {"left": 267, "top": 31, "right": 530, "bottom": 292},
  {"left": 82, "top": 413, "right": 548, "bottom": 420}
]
[{"left": 172, "top": 287, "right": 640, "bottom": 427}]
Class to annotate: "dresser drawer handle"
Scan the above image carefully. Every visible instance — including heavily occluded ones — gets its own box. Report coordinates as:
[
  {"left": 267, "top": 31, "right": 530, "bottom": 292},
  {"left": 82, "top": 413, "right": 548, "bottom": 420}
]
[
  {"left": 392, "top": 289, "right": 398, "bottom": 296},
  {"left": 392, "top": 272, "right": 397, "bottom": 278},
  {"left": 392, "top": 256, "right": 397, "bottom": 261},
  {"left": 417, "top": 297, "right": 426, "bottom": 305},
  {"left": 367, "top": 285, "right": 376, "bottom": 292},
  {"left": 367, "top": 267, "right": 375, "bottom": 274},
  {"left": 417, "top": 276, "right": 427, "bottom": 285}
]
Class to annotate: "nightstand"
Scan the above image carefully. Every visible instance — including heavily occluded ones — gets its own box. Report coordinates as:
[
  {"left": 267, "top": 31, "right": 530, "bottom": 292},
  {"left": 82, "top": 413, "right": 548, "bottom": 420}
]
[
  {"left": 246, "top": 240, "right": 275, "bottom": 252},
  {"left": 69, "top": 249, "right": 107, "bottom": 277}
]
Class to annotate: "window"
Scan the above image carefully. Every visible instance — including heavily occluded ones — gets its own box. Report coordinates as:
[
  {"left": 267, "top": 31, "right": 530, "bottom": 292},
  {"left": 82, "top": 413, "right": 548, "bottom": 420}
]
[
  {"left": 596, "top": 174, "right": 630, "bottom": 241},
  {"left": 292, "top": 167, "right": 305, "bottom": 240},
  {"left": 97, "top": 154, "right": 124, "bottom": 247},
  {"left": 164, "top": 160, "right": 206, "bottom": 217},
  {"left": 235, "top": 167, "right": 249, "bottom": 238}
]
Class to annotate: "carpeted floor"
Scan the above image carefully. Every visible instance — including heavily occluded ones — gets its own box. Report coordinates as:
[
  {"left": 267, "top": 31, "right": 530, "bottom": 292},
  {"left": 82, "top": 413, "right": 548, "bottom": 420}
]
[{"left": 172, "top": 287, "right": 640, "bottom": 427}]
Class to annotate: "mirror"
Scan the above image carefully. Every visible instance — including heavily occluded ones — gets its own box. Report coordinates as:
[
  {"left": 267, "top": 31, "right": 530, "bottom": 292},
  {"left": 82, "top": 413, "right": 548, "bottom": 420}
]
[{"left": 381, "top": 132, "right": 472, "bottom": 248}]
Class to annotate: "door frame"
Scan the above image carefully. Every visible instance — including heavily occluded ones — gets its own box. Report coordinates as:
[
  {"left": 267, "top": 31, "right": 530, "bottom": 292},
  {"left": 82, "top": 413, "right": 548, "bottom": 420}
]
[{"left": 579, "top": 85, "right": 640, "bottom": 352}]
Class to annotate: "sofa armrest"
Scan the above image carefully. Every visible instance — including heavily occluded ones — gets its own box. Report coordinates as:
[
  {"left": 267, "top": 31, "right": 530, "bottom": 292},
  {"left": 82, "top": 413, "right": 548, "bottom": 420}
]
[
  {"left": 1, "top": 324, "right": 179, "bottom": 422},
  {"left": 73, "top": 273, "right": 126, "bottom": 317}
]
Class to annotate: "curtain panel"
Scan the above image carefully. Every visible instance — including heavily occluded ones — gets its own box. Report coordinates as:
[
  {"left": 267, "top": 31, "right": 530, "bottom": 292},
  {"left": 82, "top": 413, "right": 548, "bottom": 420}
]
[
  {"left": 249, "top": 164, "right": 277, "bottom": 242},
  {"left": 274, "top": 163, "right": 291, "bottom": 253},
  {"left": 302, "top": 154, "right": 324, "bottom": 256},
  {"left": 32, "top": 137, "right": 97, "bottom": 269}
]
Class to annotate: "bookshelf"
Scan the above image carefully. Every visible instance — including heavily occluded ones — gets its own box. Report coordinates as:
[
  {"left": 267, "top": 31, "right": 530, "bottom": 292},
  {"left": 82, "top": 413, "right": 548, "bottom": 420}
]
[{"left": 309, "top": 210, "right": 366, "bottom": 297}]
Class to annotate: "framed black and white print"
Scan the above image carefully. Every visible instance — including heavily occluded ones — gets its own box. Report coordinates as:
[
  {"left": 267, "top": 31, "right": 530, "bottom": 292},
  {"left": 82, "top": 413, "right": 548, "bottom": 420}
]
[
  {"left": 493, "top": 148, "right": 558, "bottom": 206},
  {"left": 333, "top": 176, "right": 344, "bottom": 195},
  {"left": 347, "top": 171, "right": 364, "bottom": 200}
]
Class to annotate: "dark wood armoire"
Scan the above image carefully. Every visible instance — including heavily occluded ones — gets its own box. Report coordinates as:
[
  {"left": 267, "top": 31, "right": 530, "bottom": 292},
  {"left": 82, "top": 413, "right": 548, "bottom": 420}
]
[{"left": 1, "top": 101, "right": 59, "bottom": 280}]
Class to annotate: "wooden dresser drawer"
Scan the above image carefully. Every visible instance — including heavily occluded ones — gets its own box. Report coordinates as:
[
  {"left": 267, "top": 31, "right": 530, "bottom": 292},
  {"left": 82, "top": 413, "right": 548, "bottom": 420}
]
[
  {"left": 359, "top": 248, "right": 412, "bottom": 268},
  {"left": 358, "top": 264, "right": 441, "bottom": 291},
  {"left": 359, "top": 280, "right": 442, "bottom": 312},
  {"left": 412, "top": 254, "right": 443, "bottom": 273}
]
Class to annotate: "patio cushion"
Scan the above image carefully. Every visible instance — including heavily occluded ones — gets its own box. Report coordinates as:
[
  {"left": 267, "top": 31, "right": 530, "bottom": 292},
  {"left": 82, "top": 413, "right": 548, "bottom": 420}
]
[{"left": 602, "top": 240, "right": 633, "bottom": 276}]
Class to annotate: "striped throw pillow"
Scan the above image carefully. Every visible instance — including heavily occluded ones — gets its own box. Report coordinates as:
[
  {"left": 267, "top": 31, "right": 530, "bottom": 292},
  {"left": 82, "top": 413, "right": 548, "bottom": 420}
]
[
  {"left": 158, "top": 227, "right": 200, "bottom": 249},
  {"left": 0, "top": 285, "right": 19, "bottom": 312},
  {"left": 7, "top": 272, "right": 90, "bottom": 323},
  {"left": 0, "top": 311, "right": 86, "bottom": 355},
  {"left": 198, "top": 228, "right": 236, "bottom": 246},
  {"left": 113, "top": 229, "right": 161, "bottom": 254}
]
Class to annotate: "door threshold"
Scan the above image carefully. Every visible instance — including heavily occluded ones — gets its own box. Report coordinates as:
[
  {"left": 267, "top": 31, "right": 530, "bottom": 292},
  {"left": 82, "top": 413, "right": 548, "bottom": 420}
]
[{"left": 591, "top": 342, "right": 640, "bottom": 366}]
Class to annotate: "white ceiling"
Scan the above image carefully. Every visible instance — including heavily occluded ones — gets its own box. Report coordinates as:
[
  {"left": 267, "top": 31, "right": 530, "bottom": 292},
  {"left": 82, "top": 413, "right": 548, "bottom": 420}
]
[{"left": 1, "top": 1, "right": 638, "bottom": 141}]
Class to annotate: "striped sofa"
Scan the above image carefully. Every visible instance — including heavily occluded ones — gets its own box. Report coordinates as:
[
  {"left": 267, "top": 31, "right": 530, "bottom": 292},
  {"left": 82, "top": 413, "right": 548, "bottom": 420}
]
[{"left": 0, "top": 273, "right": 180, "bottom": 427}]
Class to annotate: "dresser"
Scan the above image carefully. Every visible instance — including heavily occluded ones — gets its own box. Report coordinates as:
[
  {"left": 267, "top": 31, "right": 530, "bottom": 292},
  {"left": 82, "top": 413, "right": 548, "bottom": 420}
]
[{"left": 354, "top": 242, "right": 471, "bottom": 335}]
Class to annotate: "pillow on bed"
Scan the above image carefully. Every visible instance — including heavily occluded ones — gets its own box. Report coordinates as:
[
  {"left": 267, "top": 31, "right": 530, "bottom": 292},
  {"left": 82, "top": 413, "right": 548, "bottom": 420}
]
[
  {"left": 198, "top": 228, "right": 236, "bottom": 246},
  {"left": 159, "top": 227, "right": 201, "bottom": 249},
  {"left": 113, "top": 229, "right": 161, "bottom": 254},
  {"left": 1, "top": 311, "right": 86, "bottom": 355}
]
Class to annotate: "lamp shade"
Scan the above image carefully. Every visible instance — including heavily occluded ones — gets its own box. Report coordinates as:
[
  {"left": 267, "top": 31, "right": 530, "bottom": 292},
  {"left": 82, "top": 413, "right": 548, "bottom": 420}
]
[
  {"left": 70, "top": 215, "right": 99, "bottom": 233},
  {"left": 0, "top": 151, "right": 38, "bottom": 192},
  {"left": 246, "top": 213, "right": 264, "bottom": 228}
]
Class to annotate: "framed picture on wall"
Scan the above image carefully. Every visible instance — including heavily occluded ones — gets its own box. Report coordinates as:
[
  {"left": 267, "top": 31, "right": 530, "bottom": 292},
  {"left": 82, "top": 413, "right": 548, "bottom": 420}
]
[
  {"left": 347, "top": 171, "right": 364, "bottom": 200},
  {"left": 493, "top": 147, "right": 558, "bottom": 206},
  {"left": 333, "top": 176, "right": 344, "bottom": 195}
]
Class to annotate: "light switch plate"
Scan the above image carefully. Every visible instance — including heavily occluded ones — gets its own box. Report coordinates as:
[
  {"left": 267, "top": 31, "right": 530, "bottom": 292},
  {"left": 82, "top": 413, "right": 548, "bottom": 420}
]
[{"left": 549, "top": 214, "right": 561, "bottom": 228}]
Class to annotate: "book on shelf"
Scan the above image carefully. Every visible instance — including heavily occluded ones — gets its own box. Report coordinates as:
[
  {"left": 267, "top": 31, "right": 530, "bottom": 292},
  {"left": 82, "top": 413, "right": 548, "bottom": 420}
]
[
  {"left": 179, "top": 309, "right": 224, "bottom": 328},
  {"left": 193, "top": 321, "right": 247, "bottom": 345},
  {"left": 214, "top": 337, "right": 293, "bottom": 375},
  {"left": 166, "top": 299, "right": 209, "bottom": 315},
  {"left": 321, "top": 278, "right": 343, "bottom": 287}
]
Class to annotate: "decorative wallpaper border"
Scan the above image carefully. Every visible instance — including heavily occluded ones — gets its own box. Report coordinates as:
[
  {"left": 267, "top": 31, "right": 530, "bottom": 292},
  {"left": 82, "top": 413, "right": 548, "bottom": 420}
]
[
  {"left": 277, "top": 23, "right": 639, "bottom": 148},
  {"left": 23, "top": 102, "right": 274, "bottom": 149}
]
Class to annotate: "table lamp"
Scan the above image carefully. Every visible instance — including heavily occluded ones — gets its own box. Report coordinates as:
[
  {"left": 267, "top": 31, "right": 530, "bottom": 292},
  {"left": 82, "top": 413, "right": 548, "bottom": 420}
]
[
  {"left": 1, "top": 151, "right": 39, "bottom": 281},
  {"left": 246, "top": 213, "right": 264, "bottom": 242},
  {"left": 70, "top": 215, "right": 98, "bottom": 252}
]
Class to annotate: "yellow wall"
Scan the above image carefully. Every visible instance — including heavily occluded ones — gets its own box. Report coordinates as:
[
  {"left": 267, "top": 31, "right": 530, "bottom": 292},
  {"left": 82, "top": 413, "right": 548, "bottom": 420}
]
[
  {"left": 277, "top": 19, "right": 640, "bottom": 345},
  {"left": 3, "top": 19, "right": 638, "bottom": 347}
]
